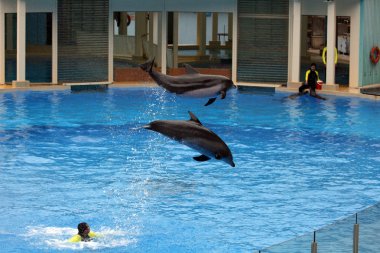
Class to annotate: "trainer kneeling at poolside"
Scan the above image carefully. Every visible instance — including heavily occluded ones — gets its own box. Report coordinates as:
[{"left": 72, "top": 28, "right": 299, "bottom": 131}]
[
  {"left": 298, "top": 63, "right": 326, "bottom": 100},
  {"left": 68, "top": 222, "right": 99, "bottom": 242}
]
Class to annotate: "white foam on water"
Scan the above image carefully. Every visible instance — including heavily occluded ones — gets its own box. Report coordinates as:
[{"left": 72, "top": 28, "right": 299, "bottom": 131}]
[
  {"left": 71, "top": 136, "right": 105, "bottom": 143},
  {"left": 24, "top": 226, "right": 137, "bottom": 250},
  {"left": 21, "top": 155, "right": 54, "bottom": 164}
]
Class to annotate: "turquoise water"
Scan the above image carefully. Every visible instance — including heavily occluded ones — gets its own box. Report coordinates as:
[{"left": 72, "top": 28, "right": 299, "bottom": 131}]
[{"left": 1, "top": 87, "right": 380, "bottom": 252}]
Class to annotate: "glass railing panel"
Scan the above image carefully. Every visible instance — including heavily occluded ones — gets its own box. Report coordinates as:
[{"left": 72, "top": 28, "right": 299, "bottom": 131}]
[
  {"left": 255, "top": 202, "right": 380, "bottom": 253},
  {"left": 316, "top": 214, "right": 355, "bottom": 253},
  {"left": 257, "top": 231, "right": 313, "bottom": 253},
  {"left": 358, "top": 203, "right": 380, "bottom": 253}
]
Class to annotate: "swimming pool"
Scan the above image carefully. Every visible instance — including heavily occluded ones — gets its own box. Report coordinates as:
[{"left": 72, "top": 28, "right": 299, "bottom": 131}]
[{"left": 0, "top": 87, "right": 380, "bottom": 252}]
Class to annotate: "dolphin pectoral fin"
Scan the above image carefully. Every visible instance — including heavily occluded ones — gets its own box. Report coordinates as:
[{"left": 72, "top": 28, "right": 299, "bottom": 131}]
[
  {"left": 183, "top": 64, "right": 200, "bottom": 74},
  {"left": 204, "top": 98, "right": 217, "bottom": 106},
  {"left": 193, "top": 155, "right": 211, "bottom": 162},
  {"left": 220, "top": 90, "right": 226, "bottom": 99}
]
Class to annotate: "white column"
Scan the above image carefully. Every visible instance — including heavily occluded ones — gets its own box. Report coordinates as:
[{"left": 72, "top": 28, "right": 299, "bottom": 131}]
[
  {"left": 291, "top": 0, "right": 301, "bottom": 83},
  {"left": 52, "top": 0, "right": 58, "bottom": 84},
  {"left": 349, "top": 3, "right": 360, "bottom": 88},
  {"left": 159, "top": 11, "right": 167, "bottom": 74},
  {"left": 232, "top": 1, "right": 237, "bottom": 83},
  {"left": 173, "top": 12, "right": 179, "bottom": 68},
  {"left": 0, "top": 0, "right": 5, "bottom": 84},
  {"left": 108, "top": 2, "right": 113, "bottom": 83},
  {"left": 326, "top": 1, "right": 336, "bottom": 86},
  {"left": 13, "top": 0, "right": 29, "bottom": 86}
]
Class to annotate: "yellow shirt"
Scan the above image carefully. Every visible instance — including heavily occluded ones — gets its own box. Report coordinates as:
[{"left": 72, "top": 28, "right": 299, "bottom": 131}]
[{"left": 68, "top": 231, "right": 98, "bottom": 243}]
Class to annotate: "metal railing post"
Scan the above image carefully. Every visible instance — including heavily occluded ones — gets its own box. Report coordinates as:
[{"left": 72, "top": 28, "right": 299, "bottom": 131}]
[
  {"left": 311, "top": 231, "right": 318, "bottom": 253},
  {"left": 353, "top": 213, "right": 359, "bottom": 253}
]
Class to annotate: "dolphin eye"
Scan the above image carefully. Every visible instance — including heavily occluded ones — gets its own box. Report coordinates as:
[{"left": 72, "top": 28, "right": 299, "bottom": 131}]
[{"left": 215, "top": 154, "right": 221, "bottom": 160}]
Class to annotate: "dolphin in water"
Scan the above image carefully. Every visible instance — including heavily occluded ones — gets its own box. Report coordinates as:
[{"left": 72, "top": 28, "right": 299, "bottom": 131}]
[
  {"left": 140, "top": 58, "right": 236, "bottom": 106},
  {"left": 143, "top": 111, "right": 235, "bottom": 167}
]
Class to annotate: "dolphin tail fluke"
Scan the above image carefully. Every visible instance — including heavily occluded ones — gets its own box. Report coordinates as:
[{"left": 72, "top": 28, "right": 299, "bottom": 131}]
[
  {"left": 193, "top": 155, "right": 211, "bottom": 162},
  {"left": 204, "top": 97, "right": 217, "bottom": 106},
  {"left": 139, "top": 58, "right": 155, "bottom": 73}
]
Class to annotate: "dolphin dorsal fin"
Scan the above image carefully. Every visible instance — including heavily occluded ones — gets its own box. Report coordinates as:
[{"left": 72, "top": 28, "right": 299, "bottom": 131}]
[
  {"left": 188, "top": 111, "right": 202, "bottom": 125},
  {"left": 184, "top": 64, "right": 200, "bottom": 74}
]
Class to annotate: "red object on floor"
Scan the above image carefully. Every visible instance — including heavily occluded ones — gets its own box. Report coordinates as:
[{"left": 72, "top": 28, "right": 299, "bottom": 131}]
[{"left": 316, "top": 80, "right": 323, "bottom": 90}]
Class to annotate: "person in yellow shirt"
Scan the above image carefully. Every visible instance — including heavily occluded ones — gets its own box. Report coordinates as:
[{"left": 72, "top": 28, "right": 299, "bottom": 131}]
[
  {"left": 68, "top": 222, "right": 98, "bottom": 242},
  {"left": 297, "top": 63, "right": 326, "bottom": 100}
]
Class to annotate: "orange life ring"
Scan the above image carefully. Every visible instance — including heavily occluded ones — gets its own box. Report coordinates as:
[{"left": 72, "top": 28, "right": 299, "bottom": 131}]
[
  {"left": 370, "top": 46, "right": 380, "bottom": 64},
  {"left": 126, "top": 14, "right": 131, "bottom": 27}
]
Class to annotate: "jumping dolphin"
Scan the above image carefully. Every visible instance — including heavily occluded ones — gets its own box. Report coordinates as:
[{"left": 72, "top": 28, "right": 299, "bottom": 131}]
[
  {"left": 140, "top": 58, "right": 236, "bottom": 106},
  {"left": 143, "top": 111, "right": 235, "bottom": 167}
]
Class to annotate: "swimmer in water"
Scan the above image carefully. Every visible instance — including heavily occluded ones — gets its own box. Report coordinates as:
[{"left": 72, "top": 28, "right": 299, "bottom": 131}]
[{"left": 68, "top": 222, "right": 98, "bottom": 242}]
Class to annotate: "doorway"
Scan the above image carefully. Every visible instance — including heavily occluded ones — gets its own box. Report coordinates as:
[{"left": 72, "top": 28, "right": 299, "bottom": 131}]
[
  {"left": 166, "top": 12, "right": 232, "bottom": 78},
  {"left": 113, "top": 11, "right": 158, "bottom": 82},
  {"left": 300, "top": 15, "right": 350, "bottom": 86}
]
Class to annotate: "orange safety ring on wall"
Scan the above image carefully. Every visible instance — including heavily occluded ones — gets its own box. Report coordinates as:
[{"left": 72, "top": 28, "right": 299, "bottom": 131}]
[
  {"left": 126, "top": 14, "right": 131, "bottom": 26},
  {"left": 370, "top": 46, "right": 380, "bottom": 65}
]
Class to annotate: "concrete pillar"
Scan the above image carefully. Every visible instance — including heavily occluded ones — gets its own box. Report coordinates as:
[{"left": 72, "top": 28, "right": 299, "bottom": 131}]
[
  {"left": 134, "top": 12, "right": 147, "bottom": 58},
  {"left": 13, "top": 0, "right": 29, "bottom": 87},
  {"left": 0, "top": 0, "right": 5, "bottom": 84},
  {"left": 197, "top": 13, "right": 206, "bottom": 56},
  {"left": 326, "top": 1, "right": 336, "bottom": 86},
  {"left": 6, "top": 13, "right": 13, "bottom": 51},
  {"left": 52, "top": 0, "right": 58, "bottom": 84},
  {"left": 228, "top": 13, "right": 233, "bottom": 43},
  {"left": 212, "top": 13, "right": 218, "bottom": 41},
  {"left": 232, "top": 4, "right": 237, "bottom": 82},
  {"left": 119, "top": 13, "right": 128, "bottom": 35},
  {"left": 349, "top": 2, "right": 360, "bottom": 88},
  {"left": 108, "top": 1, "right": 113, "bottom": 83},
  {"left": 172, "top": 12, "right": 179, "bottom": 68},
  {"left": 290, "top": 0, "right": 301, "bottom": 83},
  {"left": 148, "top": 12, "right": 154, "bottom": 60},
  {"left": 159, "top": 11, "right": 167, "bottom": 73}
]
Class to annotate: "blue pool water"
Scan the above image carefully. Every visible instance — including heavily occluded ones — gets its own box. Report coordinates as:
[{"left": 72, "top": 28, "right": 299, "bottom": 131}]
[{"left": 1, "top": 87, "right": 380, "bottom": 252}]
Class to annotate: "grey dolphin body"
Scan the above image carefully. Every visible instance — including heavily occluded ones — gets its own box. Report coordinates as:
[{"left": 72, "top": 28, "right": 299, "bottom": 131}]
[
  {"left": 143, "top": 111, "right": 235, "bottom": 167},
  {"left": 140, "top": 58, "right": 236, "bottom": 106}
]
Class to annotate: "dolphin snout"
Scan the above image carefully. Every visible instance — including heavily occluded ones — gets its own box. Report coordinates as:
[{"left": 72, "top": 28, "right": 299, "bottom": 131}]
[
  {"left": 225, "top": 157, "right": 235, "bottom": 167},
  {"left": 143, "top": 124, "right": 152, "bottom": 130}
]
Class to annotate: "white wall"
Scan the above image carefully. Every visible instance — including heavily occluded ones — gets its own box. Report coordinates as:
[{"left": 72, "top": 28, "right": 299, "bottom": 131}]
[
  {"left": 301, "top": 0, "right": 358, "bottom": 16},
  {"left": 111, "top": 0, "right": 165, "bottom": 12},
  {"left": 26, "top": 0, "right": 56, "bottom": 12},
  {"left": 3, "top": 0, "right": 55, "bottom": 12},
  {"left": 2, "top": 0, "right": 16, "bottom": 12},
  {"left": 110, "top": 0, "right": 235, "bottom": 12},
  {"left": 165, "top": 0, "right": 235, "bottom": 12}
]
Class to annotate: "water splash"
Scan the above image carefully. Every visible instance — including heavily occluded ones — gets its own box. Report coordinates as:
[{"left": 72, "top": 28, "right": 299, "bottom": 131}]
[{"left": 24, "top": 226, "right": 137, "bottom": 250}]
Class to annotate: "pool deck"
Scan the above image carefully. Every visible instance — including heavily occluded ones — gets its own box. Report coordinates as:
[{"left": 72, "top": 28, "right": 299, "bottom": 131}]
[{"left": 1, "top": 81, "right": 380, "bottom": 100}]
